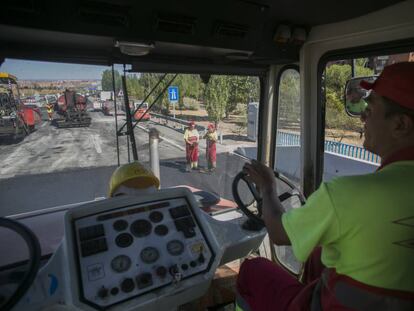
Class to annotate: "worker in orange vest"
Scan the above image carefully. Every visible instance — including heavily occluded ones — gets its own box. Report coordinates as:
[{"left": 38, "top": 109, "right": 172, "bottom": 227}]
[
  {"left": 204, "top": 123, "right": 217, "bottom": 172},
  {"left": 184, "top": 121, "right": 199, "bottom": 172},
  {"left": 46, "top": 102, "right": 54, "bottom": 121}
]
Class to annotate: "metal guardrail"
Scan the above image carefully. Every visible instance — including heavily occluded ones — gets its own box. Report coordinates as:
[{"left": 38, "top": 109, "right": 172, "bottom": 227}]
[
  {"left": 277, "top": 131, "right": 301, "bottom": 146},
  {"left": 150, "top": 112, "right": 204, "bottom": 131},
  {"left": 149, "top": 112, "right": 224, "bottom": 144},
  {"left": 324, "top": 140, "right": 380, "bottom": 163},
  {"left": 150, "top": 113, "right": 379, "bottom": 164},
  {"left": 276, "top": 130, "right": 380, "bottom": 164}
]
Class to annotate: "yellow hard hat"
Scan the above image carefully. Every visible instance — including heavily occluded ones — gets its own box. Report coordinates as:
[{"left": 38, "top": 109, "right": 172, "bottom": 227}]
[{"left": 108, "top": 162, "right": 160, "bottom": 197}]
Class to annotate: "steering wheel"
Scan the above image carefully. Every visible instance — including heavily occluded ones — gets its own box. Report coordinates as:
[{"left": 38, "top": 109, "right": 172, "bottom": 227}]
[
  {"left": 0, "top": 217, "right": 41, "bottom": 311},
  {"left": 232, "top": 170, "right": 306, "bottom": 230}
]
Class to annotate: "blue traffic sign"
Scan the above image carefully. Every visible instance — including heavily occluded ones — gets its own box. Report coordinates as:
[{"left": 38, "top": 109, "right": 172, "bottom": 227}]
[{"left": 168, "top": 86, "right": 179, "bottom": 102}]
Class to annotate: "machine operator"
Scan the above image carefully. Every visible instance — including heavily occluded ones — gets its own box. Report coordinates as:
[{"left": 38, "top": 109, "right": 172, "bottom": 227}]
[{"left": 237, "top": 62, "right": 414, "bottom": 310}]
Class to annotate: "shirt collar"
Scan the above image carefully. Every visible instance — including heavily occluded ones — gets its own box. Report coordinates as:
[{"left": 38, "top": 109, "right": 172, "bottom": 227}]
[{"left": 378, "top": 145, "right": 414, "bottom": 170}]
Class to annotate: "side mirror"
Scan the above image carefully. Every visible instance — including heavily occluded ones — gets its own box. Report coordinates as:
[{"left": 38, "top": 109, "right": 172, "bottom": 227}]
[{"left": 344, "top": 76, "right": 376, "bottom": 117}]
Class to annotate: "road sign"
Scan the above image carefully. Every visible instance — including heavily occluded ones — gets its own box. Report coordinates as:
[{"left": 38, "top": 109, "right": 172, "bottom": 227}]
[{"left": 168, "top": 86, "right": 179, "bottom": 102}]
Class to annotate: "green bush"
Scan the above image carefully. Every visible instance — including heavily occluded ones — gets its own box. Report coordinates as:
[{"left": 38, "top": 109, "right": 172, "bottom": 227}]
[{"left": 188, "top": 102, "right": 199, "bottom": 111}]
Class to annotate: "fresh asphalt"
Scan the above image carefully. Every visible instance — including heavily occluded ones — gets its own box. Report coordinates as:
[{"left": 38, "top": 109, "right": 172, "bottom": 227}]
[{"left": 0, "top": 112, "right": 251, "bottom": 216}]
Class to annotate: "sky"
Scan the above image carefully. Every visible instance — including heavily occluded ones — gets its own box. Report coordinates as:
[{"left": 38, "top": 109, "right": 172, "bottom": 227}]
[{"left": 0, "top": 59, "right": 125, "bottom": 80}]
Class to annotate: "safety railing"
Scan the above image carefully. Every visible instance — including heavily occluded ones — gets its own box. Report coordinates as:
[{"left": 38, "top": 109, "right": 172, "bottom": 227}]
[
  {"left": 149, "top": 112, "right": 224, "bottom": 144},
  {"left": 276, "top": 130, "right": 380, "bottom": 164},
  {"left": 276, "top": 131, "right": 301, "bottom": 146}
]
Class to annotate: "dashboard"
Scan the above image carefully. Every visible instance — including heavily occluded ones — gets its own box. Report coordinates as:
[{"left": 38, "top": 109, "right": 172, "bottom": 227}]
[
  {"left": 12, "top": 187, "right": 266, "bottom": 311},
  {"left": 74, "top": 197, "right": 214, "bottom": 309}
]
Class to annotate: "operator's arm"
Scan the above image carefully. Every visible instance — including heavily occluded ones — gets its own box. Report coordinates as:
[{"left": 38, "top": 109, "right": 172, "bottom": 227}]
[
  {"left": 243, "top": 161, "right": 290, "bottom": 245},
  {"left": 261, "top": 186, "right": 291, "bottom": 245}
]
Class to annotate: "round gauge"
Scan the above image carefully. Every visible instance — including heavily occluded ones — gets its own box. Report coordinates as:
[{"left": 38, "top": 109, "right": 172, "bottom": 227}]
[
  {"left": 113, "top": 219, "right": 128, "bottom": 231},
  {"left": 154, "top": 224, "right": 168, "bottom": 236},
  {"left": 167, "top": 240, "right": 185, "bottom": 256},
  {"left": 131, "top": 219, "right": 152, "bottom": 237},
  {"left": 140, "top": 246, "right": 160, "bottom": 264},
  {"left": 115, "top": 233, "right": 133, "bottom": 248},
  {"left": 149, "top": 211, "right": 163, "bottom": 223},
  {"left": 111, "top": 255, "right": 131, "bottom": 273}
]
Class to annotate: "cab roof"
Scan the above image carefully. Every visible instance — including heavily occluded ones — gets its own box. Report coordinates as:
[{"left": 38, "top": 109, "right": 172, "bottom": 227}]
[{"left": 0, "top": 0, "right": 404, "bottom": 74}]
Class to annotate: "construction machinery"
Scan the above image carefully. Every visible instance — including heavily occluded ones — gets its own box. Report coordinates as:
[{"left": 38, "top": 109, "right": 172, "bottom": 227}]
[
  {"left": 0, "top": 72, "right": 41, "bottom": 142},
  {"left": 54, "top": 89, "right": 91, "bottom": 128}
]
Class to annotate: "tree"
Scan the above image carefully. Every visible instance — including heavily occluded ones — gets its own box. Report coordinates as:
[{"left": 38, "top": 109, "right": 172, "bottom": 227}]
[
  {"left": 101, "top": 69, "right": 122, "bottom": 93},
  {"left": 126, "top": 74, "right": 145, "bottom": 99},
  {"left": 204, "top": 76, "right": 229, "bottom": 126},
  {"left": 278, "top": 69, "right": 300, "bottom": 128}
]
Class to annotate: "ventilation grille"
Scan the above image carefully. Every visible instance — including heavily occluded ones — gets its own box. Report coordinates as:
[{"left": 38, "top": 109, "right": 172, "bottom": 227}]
[
  {"left": 155, "top": 14, "right": 196, "bottom": 35},
  {"left": 214, "top": 21, "right": 248, "bottom": 39},
  {"left": 78, "top": 1, "right": 130, "bottom": 28}
]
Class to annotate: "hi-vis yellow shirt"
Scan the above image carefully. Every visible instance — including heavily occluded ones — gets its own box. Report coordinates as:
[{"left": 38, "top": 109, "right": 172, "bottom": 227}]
[
  {"left": 282, "top": 161, "right": 414, "bottom": 292},
  {"left": 205, "top": 131, "right": 217, "bottom": 141},
  {"left": 184, "top": 128, "right": 199, "bottom": 143}
]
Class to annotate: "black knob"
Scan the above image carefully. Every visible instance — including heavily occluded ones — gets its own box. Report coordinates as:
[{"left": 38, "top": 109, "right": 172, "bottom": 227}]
[
  {"left": 121, "top": 278, "right": 135, "bottom": 293},
  {"left": 110, "top": 287, "right": 119, "bottom": 296},
  {"left": 190, "top": 260, "right": 197, "bottom": 268},
  {"left": 198, "top": 253, "right": 205, "bottom": 264},
  {"left": 97, "top": 286, "right": 109, "bottom": 298},
  {"left": 169, "top": 264, "right": 179, "bottom": 276},
  {"left": 181, "top": 263, "right": 188, "bottom": 270},
  {"left": 156, "top": 266, "right": 167, "bottom": 278}
]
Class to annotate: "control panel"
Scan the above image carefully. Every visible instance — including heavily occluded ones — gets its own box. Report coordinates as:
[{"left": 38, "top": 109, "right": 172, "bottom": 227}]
[
  {"left": 73, "top": 197, "right": 214, "bottom": 309},
  {"left": 13, "top": 187, "right": 266, "bottom": 311}
]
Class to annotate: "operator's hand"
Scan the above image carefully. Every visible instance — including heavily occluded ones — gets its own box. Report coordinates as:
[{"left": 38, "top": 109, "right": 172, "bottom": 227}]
[{"left": 243, "top": 160, "right": 276, "bottom": 193}]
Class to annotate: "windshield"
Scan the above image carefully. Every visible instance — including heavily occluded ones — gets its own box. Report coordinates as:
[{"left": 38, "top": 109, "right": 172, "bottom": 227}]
[{"left": 0, "top": 59, "right": 260, "bottom": 219}]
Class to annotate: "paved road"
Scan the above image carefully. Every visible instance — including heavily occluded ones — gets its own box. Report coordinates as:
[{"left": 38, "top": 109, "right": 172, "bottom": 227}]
[{"left": 0, "top": 112, "right": 251, "bottom": 216}]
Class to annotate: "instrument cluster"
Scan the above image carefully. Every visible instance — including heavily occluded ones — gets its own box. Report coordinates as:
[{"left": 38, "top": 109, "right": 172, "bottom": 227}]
[{"left": 74, "top": 197, "right": 214, "bottom": 309}]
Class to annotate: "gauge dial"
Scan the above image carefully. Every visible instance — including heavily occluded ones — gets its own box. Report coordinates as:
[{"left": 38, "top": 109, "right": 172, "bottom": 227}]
[
  {"left": 140, "top": 246, "right": 160, "bottom": 264},
  {"left": 149, "top": 211, "right": 163, "bottom": 223},
  {"left": 111, "top": 255, "right": 131, "bottom": 273},
  {"left": 167, "top": 240, "right": 185, "bottom": 256},
  {"left": 131, "top": 219, "right": 152, "bottom": 237},
  {"left": 154, "top": 224, "right": 169, "bottom": 236}
]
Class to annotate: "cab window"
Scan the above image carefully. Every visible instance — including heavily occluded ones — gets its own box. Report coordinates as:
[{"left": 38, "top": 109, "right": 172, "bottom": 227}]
[
  {"left": 0, "top": 59, "right": 260, "bottom": 220},
  {"left": 273, "top": 67, "right": 302, "bottom": 274}
]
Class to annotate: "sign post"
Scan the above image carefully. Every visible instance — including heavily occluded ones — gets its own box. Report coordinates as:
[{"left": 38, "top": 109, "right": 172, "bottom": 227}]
[{"left": 168, "top": 86, "right": 179, "bottom": 119}]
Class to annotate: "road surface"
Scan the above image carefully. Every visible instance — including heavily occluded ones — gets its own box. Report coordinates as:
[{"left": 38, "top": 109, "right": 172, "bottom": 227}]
[{"left": 0, "top": 112, "right": 252, "bottom": 216}]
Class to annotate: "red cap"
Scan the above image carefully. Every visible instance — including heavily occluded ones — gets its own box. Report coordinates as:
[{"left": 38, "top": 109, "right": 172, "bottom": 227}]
[
  {"left": 360, "top": 62, "right": 414, "bottom": 111},
  {"left": 189, "top": 121, "right": 195, "bottom": 126},
  {"left": 208, "top": 123, "right": 215, "bottom": 129}
]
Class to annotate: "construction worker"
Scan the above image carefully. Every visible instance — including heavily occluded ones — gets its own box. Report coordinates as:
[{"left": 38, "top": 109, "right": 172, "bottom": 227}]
[
  {"left": 108, "top": 161, "right": 160, "bottom": 197},
  {"left": 184, "top": 121, "right": 199, "bottom": 172},
  {"left": 236, "top": 62, "right": 414, "bottom": 310},
  {"left": 46, "top": 102, "right": 54, "bottom": 121},
  {"left": 203, "top": 123, "right": 217, "bottom": 171}
]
